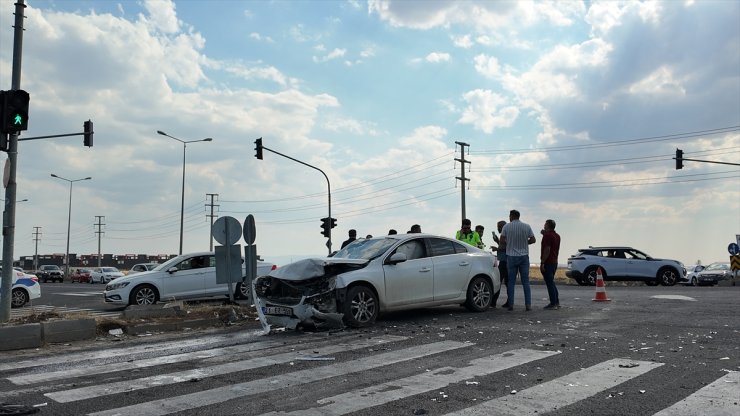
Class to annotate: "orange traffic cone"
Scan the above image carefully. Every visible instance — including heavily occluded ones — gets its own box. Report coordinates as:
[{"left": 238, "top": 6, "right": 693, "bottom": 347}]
[{"left": 592, "top": 267, "right": 611, "bottom": 302}]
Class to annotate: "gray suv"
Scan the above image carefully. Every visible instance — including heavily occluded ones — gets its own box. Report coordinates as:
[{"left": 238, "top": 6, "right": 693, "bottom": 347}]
[{"left": 566, "top": 246, "right": 686, "bottom": 286}]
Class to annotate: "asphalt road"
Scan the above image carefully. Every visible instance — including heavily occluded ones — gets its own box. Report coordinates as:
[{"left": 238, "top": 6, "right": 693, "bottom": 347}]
[
  {"left": 2, "top": 283, "right": 738, "bottom": 415},
  {"left": 11, "top": 280, "right": 126, "bottom": 319}
]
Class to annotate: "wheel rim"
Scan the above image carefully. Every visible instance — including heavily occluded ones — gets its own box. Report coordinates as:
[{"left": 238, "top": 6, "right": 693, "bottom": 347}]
[
  {"left": 239, "top": 283, "right": 250, "bottom": 298},
  {"left": 586, "top": 269, "right": 598, "bottom": 285},
  {"left": 691, "top": 277, "right": 696, "bottom": 286},
  {"left": 472, "top": 280, "right": 491, "bottom": 308},
  {"left": 350, "top": 290, "right": 376, "bottom": 323},
  {"left": 660, "top": 270, "right": 676, "bottom": 285},
  {"left": 135, "top": 287, "right": 156, "bottom": 305},
  {"left": 11, "top": 290, "right": 26, "bottom": 307}
]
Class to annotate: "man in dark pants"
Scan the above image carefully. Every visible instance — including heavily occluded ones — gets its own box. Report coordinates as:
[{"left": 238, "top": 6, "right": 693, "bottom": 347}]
[
  {"left": 540, "top": 219, "right": 561, "bottom": 309},
  {"left": 491, "top": 220, "right": 508, "bottom": 308}
]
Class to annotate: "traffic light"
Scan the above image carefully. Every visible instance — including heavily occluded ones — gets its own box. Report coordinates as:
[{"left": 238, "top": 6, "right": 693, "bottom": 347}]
[
  {"left": 675, "top": 148, "right": 683, "bottom": 170},
  {"left": 0, "top": 90, "right": 30, "bottom": 134},
  {"left": 83, "top": 120, "right": 94, "bottom": 147},
  {"left": 330, "top": 217, "right": 337, "bottom": 229},
  {"left": 254, "top": 137, "right": 263, "bottom": 160},
  {"left": 320, "top": 217, "right": 330, "bottom": 238}
]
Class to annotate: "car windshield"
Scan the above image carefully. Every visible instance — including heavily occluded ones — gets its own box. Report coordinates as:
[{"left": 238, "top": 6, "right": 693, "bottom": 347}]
[
  {"left": 101, "top": 267, "right": 119, "bottom": 272},
  {"left": 332, "top": 238, "right": 398, "bottom": 260},
  {"left": 705, "top": 263, "right": 729, "bottom": 271}
]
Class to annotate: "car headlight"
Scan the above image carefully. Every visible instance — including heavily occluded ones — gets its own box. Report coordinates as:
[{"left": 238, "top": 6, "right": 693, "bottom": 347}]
[{"left": 107, "top": 281, "right": 130, "bottom": 290}]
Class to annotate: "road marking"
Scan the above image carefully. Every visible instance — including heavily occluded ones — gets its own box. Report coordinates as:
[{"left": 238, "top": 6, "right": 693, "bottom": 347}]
[
  {"left": 0, "top": 328, "right": 281, "bottom": 371},
  {"left": 56, "top": 292, "right": 105, "bottom": 297},
  {"left": 261, "top": 348, "right": 561, "bottom": 416},
  {"left": 86, "top": 341, "right": 472, "bottom": 416},
  {"left": 652, "top": 371, "right": 740, "bottom": 416},
  {"left": 444, "top": 358, "right": 663, "bottom": 415},
  {"left": 650, "top": 295, "right": 696, "bottom": 301},
  {"left": 46, "top": 335, "right": 409, "bottom": 403}
]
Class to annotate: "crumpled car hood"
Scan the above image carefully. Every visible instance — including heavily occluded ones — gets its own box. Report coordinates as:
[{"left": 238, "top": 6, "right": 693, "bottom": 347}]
[{"left": 267, "top": 258, "right": 368, "bottom": 281}]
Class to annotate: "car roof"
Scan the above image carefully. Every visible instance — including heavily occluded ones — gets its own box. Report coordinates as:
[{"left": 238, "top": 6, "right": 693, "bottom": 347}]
[{"left": 579, "top": 246, "right": 635, "bottom": 251}]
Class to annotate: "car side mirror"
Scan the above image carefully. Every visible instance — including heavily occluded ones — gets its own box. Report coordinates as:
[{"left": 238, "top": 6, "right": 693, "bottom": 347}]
[
  {"left": 388, "top": 252, "right": 408, "bottom": 265},
  {"left": 167, "top": 267, "right": 178, "bottom": 274}
]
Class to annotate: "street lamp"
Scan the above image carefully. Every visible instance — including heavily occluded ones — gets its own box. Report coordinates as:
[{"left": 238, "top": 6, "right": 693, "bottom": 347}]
[
  {"left": 157, "top": 130, "right": 213, "bottom": 255},
  {"left": 51, "top": 174, "right": 91, "bottom": 280}
]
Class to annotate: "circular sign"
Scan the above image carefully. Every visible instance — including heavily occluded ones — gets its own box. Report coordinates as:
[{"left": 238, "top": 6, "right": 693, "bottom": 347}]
[
  {"left": 243, "top": 214, "right": 256, "bottom": 245},
  {"left": 728, "top": 243, "right": 740, "bottom": 256},
  {"left": 212, "top": 216, "right": 242, "bottom": 246}
]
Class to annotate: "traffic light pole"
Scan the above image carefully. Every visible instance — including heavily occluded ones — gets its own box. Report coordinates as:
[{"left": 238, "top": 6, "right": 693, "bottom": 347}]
[
  {"left": 1, "top": 0, "right": 27, "bottom": 323},
  {"left": 256, "top": 143, "right": 333, "bottom": 254}
]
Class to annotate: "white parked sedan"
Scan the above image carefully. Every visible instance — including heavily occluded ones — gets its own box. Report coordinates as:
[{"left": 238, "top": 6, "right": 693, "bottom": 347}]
[
  {"left": 254, "top": 234, "right": 500, "bottom": 329},
  {"left": 104, "top": 251, "right": 275, "bottom": 305},
  {"left": 90, "top": 267, "right": 125, "bottom": 284},
  {"left": 5, "top": 267, "right": 41, "bottom": 307}
]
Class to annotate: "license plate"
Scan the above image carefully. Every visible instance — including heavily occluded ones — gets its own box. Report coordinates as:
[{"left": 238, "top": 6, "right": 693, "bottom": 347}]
[{"left": 263, "top": 306, "right": 292, "bottom": 316}]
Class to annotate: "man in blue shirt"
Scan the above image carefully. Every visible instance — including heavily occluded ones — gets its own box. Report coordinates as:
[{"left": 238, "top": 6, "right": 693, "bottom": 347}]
[{"left": 500, "top": 210, "right": 536, "bottom": 311}]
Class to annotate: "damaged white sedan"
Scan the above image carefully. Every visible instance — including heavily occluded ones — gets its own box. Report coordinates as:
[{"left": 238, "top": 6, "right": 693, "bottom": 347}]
[{"left": 254, "top": 233, "right": 500, "bottom": 329}]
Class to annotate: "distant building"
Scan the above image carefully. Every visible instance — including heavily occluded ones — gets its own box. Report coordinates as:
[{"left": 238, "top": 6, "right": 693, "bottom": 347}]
[{"left": 18, "top": 253, "right": 176, "bottom": 271}]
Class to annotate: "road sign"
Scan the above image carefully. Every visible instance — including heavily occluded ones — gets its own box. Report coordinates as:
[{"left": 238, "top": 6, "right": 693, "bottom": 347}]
[
  {"left": 212, "top": 216, "right": 242, "bottom": 246},
  {"left": 731, "top": 255, "right": 740, "bottom": 272},
  {"left": 243, "top": 214, "right": 256, "bottom": 246},
  {"left": 728, "top": 243, "right": 740, "bottom": 256}
]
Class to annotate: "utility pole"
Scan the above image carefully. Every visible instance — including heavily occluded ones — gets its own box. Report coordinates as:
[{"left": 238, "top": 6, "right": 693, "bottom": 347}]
[
  {"left": 32, "top": 226, "right": 41, "bottom": 271},
  {"left": 455, "top": 141, "right": 470, "bottom": 224},
  {"left": 205, "top": 193, "right": 219, "bottom": 251},
  {"left": 1, "top": 0, "right": 27, "bottom": 323},
  {"left": 94, "top": 216, "right": 105, "bottom": 268}
]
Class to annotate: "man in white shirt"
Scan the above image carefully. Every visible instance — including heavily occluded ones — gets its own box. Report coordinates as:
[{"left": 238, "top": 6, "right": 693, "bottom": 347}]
[{"left": 500, "top": 209, "right": 536, "bottom": 311}]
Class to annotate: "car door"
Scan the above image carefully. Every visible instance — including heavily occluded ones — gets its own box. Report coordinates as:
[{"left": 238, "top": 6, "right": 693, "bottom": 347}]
[
  {"left": 428, "top": 238, "right": 471, "bottom": 301},
  {"left": 382, "top": 238, "right": 434, "bottom": 307},
  {"left": 624, "top": 249, "right": 656, "bottom": 278},
  {"left": 161, "top": 254, "right": 210, "bottom": 299}
]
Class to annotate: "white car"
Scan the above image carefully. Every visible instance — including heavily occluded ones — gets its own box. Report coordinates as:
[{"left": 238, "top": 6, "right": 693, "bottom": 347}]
[
  {"left": 254, "top": 234, "right": 500, "bottom": 329},
  {"left": 104, "top": 251, "right": 276, "bottom": 305},
  {"left": 565, "top": 246, "right": 685, "bottom": 286},
  {"left": 7, "top": 267, "right": 41, "bottom": 307},
  {"left": 127, "top": 263, "right": 159, "bottom": 275},
  {"left": 90, "top": 267, "right": 125, "bottom": 284},
  {"left": 680, "top": 264, "right": 706, "bottom": 286}
]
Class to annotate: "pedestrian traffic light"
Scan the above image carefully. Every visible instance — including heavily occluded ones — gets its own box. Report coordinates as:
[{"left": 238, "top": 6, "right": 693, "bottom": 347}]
[
  {"left": 675, "top": 148, "right": 683, "bottom": 170},
  {"left": 83, "top": 120, "right": 94, "bottom": 147},
  {"left": 254, "top": 137, "right": 263, "bottom": 160},
  {"left": 0, "top": 90, "right": 30, "bottom": 134},
  {"left": 320, "top": 217, "right": 330, "bottom": 238},
  {"left": 330, "top": 217, "right": 337, "bottom": 229}
]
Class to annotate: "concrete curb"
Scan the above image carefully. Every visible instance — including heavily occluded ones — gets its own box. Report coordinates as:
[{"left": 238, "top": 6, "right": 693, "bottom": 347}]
[{"left": 0, "top": 319, "right": 97, "bottom": 351}]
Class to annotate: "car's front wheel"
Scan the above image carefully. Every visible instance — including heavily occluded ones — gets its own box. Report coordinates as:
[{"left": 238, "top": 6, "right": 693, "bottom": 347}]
[
  {"left": 11, "top": 288, "right": 28, "bottom": 308},
  {"left": 129, "top": 285, "right": 158, "bottom": 306},
  {"left": 584, "top": 267, "right": 602, "bottom": 286},
  {"left": 465, "top": 276, "right": 493, "bottom": 312},
  {"left": 690, "top": 277, "right": 697, "bottom": 286},
  {"left": 657, "top": 268, "right": 678, "bottom": 286},
  {"left": 342, "top": 285, "right": 378, "bottom": 328},
  {"left": 235, "top": 282, "right": 250, "bottom": 300}
]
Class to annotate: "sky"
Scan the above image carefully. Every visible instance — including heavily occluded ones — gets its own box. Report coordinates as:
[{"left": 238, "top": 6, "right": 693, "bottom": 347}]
[{"left": 0, "top": 0, "right": 738, "bottom": 268}]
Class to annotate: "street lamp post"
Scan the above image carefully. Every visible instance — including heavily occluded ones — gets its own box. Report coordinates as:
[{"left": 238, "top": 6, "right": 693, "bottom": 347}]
[
  {"left": 51, "top": 174, "right": 91, "bottom": 280},
  {"left": 157, "top": 131, "right": 212, "bottom": 255}
]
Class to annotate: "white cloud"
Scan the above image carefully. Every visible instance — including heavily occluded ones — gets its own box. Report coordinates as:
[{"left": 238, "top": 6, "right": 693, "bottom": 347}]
[
  {"left": 473, "top": 54, "right": 501, "bottom": 78},
  {"left": 628, "top": 66, "right": 687, "bottom": 96},
  {"left": 459, "top": 89, "right": 520, "bottom": 134},
  {"left": 249, "top": 32, "right": 274, "bottom": 43},
  {"left": 142, "top": 0, "right": 180, "bottom": 34},
  {"left": 452, "top": 34, "right": 473, "bottom": 48},
  {"left": 426, "top": 52, "right": 450, "bottom": 63},
  {"left": 313, "top": 48, "right": 346, "bottom": 63}
]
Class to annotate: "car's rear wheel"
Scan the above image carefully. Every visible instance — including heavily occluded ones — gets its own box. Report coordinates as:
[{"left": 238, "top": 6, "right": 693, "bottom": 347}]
[
  {"left": 235, "top": 282, "right": 250, "bottom": 300},
  {"left": 11, "top": 288, "right": 28, "bottom": 308},
  {"left": 130, "top": 285, "right": 158, "bottom": 306},
  {"left": 657, "top": 268, "right": 678, "bottom": 286},
  {"left": 342, "top": 285, "right": 378, "bottom": 328},
  {"left": 465, "top": 276, "right": 493, "bottom": 312},
  {"left": 584, "top": 267, "right": 602, "bottom": 286},
  {"left": 690, "top": 277, "right": 697, "bottom": 286}
]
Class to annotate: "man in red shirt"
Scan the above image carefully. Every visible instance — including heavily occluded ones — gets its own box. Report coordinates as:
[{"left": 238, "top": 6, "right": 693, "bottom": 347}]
[{"left": 540, "top": 219, "right": 561, "bottom": 309}]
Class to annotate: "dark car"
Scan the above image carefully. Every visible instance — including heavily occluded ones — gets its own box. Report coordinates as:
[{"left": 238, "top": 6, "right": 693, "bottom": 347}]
[
  {"left": 696, "top": 262, "right": 733, "bottom": 286},
  {"left": 70, "top": 268, "right": 92, "bottom": 283},
  {"left": 36, "top": 265, "right": 64, "bottom": 283}
]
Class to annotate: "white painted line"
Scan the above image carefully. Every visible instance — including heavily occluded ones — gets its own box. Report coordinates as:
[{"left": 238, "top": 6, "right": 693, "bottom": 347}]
[
  {"left": 652, "top": 371, "right": 740, "bottom": 416},
  {"left": 47, "top": 335, "right": 408, "bottom": 403},
  {"left": 8, "top": 337, "right": 291, "bottom": 385},
  {"left": 650, "top": 295, "right": 696, "bottom": 301},
  {"left": 0, "top": 328, "right": 276, "bottom": 371},
  {"left": 445, "top": 358, "right": 663, "bottom": 416},
  {"left": 261, "top": 348, "right": 561, "bottom": 416},
  {"left": 87, "top": 341, "right": 471, "bottom": 416}
]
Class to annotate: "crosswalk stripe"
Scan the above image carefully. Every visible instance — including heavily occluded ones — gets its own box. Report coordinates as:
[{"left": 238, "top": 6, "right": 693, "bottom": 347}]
[
  {"left": 444, "top": 358, "right": 663, "bottom": 415},
  {"left": 9, "top": 337, "right": 295, "bottom": 385},
  {"left": 652, "top": 371, "right": 740, "bottom": 416},
  {"left": 261, "top": 348, "right": 561, "bottom": 416},
  {"left": 0, "top": 328, "right": 278, "bottom": 371},
  {"left": 46, "top": 334, "right": 409, "bottom": 403},
  {"left": 87, "top": 340, "right": 472, "bottom": 416}
]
